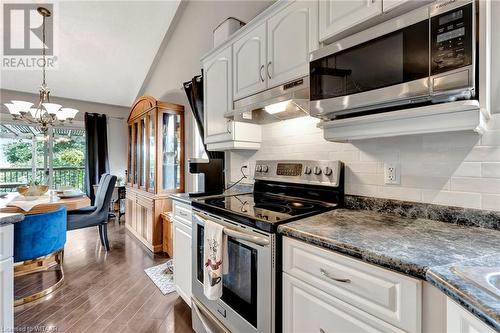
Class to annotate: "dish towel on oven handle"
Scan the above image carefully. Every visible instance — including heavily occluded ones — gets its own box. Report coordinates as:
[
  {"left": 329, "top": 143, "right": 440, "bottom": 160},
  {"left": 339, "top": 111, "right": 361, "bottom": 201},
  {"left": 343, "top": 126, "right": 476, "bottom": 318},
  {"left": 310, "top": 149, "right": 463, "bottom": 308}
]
[{"left": 203, "top": 218, "right": 228, "bottom": 300}]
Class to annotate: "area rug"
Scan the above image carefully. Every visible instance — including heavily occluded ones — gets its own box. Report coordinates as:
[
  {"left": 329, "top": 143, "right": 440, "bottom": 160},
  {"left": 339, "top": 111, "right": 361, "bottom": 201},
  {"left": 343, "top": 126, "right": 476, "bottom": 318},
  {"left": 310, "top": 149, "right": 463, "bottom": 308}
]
[{"left": 144, "top": 259, "right": 175, "bottom": 295}]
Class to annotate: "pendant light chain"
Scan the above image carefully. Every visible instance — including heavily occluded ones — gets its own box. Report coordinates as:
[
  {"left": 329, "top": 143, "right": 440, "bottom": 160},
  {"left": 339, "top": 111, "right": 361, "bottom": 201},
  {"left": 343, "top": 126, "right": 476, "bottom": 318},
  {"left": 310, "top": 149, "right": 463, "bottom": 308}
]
[
  {"left": 42, "top": 14, "right": 46, "bottom": 87},
  {"left": 3, "top": 6, "right": 79, "bottom": 130}
]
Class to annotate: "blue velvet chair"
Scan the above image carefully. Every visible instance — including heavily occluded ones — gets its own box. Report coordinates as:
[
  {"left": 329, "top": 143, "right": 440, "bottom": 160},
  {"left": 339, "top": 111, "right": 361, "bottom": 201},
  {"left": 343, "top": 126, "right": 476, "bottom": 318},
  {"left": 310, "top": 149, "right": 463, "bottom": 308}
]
[
  {"left": 67, "top": 175, "right": 116, "bottom": 251},
  {"left": 13, "top": 205, "right": 67, "bottom": 305},
  {"left": 14, "top": 205, "right": 67, "bottom": 263}
]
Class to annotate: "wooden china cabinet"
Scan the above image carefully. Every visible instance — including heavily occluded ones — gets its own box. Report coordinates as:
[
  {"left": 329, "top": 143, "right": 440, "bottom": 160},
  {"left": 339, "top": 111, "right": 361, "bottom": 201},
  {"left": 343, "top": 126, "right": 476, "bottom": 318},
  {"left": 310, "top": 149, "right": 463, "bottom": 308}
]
[{"left": 125, "top": 96, "right": 184, "bottom": 253}]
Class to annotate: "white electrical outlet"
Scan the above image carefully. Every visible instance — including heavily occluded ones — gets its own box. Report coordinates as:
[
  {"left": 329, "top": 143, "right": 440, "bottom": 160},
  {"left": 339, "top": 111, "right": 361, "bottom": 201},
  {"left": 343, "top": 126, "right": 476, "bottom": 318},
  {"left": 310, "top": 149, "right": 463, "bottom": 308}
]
[{"left": 384, "top": 163, "right": 400, "bottom": 185}]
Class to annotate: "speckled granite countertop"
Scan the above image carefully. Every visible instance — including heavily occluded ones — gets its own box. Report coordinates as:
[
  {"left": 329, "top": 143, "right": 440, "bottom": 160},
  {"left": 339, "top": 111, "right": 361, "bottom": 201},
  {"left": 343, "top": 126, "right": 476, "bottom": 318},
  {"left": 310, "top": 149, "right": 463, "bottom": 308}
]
[
  {"left": 0, "top": 212, "right": 24, "bottom": 225},
  {"left": 278, "top": 209, "right": 500, "bottom": 331}
]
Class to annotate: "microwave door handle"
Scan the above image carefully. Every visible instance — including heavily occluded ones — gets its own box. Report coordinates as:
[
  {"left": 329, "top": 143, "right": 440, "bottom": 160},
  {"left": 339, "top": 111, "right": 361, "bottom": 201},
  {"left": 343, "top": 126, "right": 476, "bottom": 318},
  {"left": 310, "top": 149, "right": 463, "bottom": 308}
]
[
  {"left": 194, "top": 213, "right": 270, "bottom": 246},
  {"left": 223, "top": 228, "right": 270, "bottom": 247}
]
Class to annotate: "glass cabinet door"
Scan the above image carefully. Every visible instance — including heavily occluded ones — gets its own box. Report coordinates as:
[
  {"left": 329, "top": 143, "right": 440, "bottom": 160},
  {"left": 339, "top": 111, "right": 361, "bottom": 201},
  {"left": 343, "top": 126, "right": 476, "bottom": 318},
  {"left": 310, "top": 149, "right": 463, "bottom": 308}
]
[
  {"left": 161, "top": 112, "right": 182, "bottom": 191},
  {"left": 148, "top": 112, "right": 156, "bottom": 191},
  {"left": 133, "top": 122, "right": 138, "bottom": 185},
  {"left": 127, "top": 125, "right": 132, "bottom": 183},
  {"left": 140, "top": 118, "right": 146, "bottom": 188}
]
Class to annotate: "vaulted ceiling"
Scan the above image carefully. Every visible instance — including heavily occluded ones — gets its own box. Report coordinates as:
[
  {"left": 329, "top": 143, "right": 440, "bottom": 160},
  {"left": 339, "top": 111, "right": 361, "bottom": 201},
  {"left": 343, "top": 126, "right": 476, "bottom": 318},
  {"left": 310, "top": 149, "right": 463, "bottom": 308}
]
[{"left": 1, "top": 1, "right": 181, "bottom": 107}]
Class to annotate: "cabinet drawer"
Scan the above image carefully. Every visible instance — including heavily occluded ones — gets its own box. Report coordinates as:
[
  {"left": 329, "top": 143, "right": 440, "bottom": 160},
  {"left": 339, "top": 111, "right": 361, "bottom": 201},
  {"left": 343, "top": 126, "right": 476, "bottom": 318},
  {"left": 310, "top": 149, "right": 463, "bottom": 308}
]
[
  {"left": 283, "top": 237, "right": 421, "bottom": 333},
  {"left": 173, "top": 201, "right": 192, "bottom": 226},
  {"left": 0, "top": 224, "right": 13, "bottom": 261},
  {"left": 283, "top": 273, "right": 404, "bottom": 333}
]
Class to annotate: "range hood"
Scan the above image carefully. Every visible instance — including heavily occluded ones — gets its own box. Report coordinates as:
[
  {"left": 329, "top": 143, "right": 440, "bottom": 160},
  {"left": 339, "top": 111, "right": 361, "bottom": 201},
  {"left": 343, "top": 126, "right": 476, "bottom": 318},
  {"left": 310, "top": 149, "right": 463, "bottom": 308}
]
[{"left": 232, "top": 76, "right": 309, "bottom": 122}]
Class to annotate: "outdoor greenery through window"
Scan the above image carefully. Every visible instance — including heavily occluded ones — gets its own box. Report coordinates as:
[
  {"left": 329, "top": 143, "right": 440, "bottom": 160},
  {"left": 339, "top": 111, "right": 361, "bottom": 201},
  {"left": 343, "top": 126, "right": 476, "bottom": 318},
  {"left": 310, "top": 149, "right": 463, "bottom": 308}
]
[{"left": 0, "top": 124, "right": 86, "bottom": 192}]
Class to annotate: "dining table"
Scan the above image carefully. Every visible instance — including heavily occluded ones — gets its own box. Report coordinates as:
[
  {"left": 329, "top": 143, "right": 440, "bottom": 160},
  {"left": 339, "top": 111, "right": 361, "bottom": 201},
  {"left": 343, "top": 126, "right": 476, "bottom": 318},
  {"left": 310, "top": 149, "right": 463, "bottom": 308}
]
[{"left": 0, "top": 192, "right": 91, "bottom": 215}]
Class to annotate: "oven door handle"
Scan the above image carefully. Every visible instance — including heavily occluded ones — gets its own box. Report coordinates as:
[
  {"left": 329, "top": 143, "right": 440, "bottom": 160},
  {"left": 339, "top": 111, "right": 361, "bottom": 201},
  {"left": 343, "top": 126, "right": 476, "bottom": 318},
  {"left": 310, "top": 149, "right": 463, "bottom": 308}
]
[
  {"left": 194, "top": 213, "right": 270, "bottom": 247},
  {"left": 223, "top": 227, "right": 270, "bottom": 247},
  {"left": 192, "top": 299, "right": 214, "bottom": 333}
]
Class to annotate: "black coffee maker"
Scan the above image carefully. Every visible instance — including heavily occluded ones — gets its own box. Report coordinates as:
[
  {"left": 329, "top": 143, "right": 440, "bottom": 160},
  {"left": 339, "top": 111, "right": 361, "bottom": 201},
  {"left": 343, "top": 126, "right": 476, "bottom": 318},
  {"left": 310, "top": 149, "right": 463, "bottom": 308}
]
[
  {"left": 184, "top": 74, "right": 225, "bottom": 197},
  {"left": 188, "top": 158, "right": 224, "bottom": 197}
]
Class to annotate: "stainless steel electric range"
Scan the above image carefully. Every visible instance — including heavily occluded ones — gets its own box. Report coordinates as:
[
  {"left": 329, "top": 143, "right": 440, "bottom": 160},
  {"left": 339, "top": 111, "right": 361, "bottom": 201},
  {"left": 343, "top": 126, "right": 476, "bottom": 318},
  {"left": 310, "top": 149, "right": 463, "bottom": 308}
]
[{"left": 190, "top": 160, "right": 344, "bottom": 333}]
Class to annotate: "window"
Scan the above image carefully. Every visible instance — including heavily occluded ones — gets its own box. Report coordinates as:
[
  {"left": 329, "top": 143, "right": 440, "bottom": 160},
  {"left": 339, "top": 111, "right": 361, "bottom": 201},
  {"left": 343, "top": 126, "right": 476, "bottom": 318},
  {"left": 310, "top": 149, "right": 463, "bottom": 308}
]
[{"left": 0, "top": 124, "right": 86, "bottom": 192}]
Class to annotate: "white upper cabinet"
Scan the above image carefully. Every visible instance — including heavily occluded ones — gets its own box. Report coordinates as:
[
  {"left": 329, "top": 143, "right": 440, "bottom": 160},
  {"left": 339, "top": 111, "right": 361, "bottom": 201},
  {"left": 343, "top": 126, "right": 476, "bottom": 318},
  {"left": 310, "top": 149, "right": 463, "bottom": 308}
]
[
  {"left": 319, "top": 0, "right": 383, "bottom": 42},
  {"left": 203, "top": 46, "right": 233, "bottom": 143},
  {"left": 233, "top": 23, "right": 267, "bottom": 100},
  {"left": 267, "top": 0, "right": 318, "bottom": 87}
]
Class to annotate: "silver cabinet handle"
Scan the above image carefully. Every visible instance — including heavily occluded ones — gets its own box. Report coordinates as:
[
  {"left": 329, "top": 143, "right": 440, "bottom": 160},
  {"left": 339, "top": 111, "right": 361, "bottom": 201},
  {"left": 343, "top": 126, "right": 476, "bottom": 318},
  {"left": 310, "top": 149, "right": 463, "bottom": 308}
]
[
  {"left": 320, "top": 268, "right": 351, "bottom": 283},
  {"left": 267, "top": 61, "right": 272, "bottom": 79},
  {"left": 259, "top": 64, "right": 265, "bottom": 82}
]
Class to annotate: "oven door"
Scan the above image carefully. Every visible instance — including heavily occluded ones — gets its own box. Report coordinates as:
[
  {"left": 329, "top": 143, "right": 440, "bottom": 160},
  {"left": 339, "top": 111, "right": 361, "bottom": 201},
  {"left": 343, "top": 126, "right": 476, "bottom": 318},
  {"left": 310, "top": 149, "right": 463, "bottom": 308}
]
[
  {"left": 192, "top": 210, "right": 274, "bottom": 333},
  {"left": 309, "top": 5, "right": 430, "bottom": 119}
]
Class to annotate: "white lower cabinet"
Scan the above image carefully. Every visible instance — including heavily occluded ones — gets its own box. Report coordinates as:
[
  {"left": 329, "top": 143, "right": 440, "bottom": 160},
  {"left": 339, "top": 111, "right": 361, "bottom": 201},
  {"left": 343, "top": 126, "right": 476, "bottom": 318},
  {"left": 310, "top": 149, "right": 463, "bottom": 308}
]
[
  {"left": 283, "top": 273, "right": 405, "bottom": 333},
  {"left": 172, "top": 201, "right": 192, "bottom": 307},
  {"left": 0, "top": 224, "right": 13, "bottom": 332},
  {"left": 447, "top": 298, "right": 496, "bottom": 333},
  {"left": 283, "top": 237, "right": 422, "bottom": 333}
]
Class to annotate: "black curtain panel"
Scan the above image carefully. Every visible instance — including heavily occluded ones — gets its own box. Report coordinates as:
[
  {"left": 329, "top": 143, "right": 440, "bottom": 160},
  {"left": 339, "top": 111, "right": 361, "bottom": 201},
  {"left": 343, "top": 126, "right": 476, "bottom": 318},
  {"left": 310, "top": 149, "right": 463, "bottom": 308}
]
[
  {"left": 84, "top": 112, "right": 110, "bottom": 203},
  {"left": 183, "top": 73, "right": 225, "bottom": 160}
]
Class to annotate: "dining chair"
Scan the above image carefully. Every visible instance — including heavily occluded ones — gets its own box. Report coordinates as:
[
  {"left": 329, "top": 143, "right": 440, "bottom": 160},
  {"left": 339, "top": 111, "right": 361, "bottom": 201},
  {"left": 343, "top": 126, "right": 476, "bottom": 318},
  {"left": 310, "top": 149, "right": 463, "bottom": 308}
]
[
  {"left": 67, "top": 173, "right": 109, "bottom": 215},
  {"left": 13, "top": 205, "right": 67, "bottom": 306},
  {"left": 67, "top": 175, "right": 117, "bottom": 251}
]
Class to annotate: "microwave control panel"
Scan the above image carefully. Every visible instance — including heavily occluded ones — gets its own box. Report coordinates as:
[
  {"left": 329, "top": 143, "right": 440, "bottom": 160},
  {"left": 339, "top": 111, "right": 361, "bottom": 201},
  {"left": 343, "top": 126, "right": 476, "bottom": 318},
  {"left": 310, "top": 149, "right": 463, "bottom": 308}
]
[{"left": 430, "top": 3, "right": 473, "bottom": 75}]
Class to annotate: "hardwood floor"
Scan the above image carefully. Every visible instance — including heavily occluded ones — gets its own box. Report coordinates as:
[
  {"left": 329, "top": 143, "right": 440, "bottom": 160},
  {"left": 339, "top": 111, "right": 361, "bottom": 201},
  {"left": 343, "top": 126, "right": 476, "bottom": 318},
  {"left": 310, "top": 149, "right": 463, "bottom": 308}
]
[{"left": 14, "top": 220, "right": 193, "bottom": 333}]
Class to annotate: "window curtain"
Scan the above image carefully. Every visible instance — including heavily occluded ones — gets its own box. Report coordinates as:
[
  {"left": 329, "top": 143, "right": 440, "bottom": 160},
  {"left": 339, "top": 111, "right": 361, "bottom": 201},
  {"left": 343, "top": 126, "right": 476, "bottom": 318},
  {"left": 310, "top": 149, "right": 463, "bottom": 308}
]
[
  {"left": 84, "top": 113, "right": 109, "bottom": 203},
  {"left": 183, "top": 73, "right": 225, "bottom": 160}
]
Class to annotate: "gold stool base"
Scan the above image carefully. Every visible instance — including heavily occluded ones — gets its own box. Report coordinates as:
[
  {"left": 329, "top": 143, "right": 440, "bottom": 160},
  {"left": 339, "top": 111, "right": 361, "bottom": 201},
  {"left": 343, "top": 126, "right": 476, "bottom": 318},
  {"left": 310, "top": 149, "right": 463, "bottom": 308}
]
[{"left": 14, "top": 250, "right": 65, "bottom": 306}]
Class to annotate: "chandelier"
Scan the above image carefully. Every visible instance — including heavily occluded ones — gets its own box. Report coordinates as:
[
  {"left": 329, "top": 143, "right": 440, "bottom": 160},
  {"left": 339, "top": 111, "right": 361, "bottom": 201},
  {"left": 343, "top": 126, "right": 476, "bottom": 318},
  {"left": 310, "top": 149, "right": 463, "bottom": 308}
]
[{"left": 3, "top": 7, "right": 78, "bottom": 134}]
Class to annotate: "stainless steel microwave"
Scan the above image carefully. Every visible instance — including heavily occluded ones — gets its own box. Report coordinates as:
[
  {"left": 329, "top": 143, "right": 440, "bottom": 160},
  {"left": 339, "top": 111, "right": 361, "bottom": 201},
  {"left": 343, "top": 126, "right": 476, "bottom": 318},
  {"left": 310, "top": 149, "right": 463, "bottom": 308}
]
[{"left": 309, "top": 0, "right": 477, "bottom": 120}]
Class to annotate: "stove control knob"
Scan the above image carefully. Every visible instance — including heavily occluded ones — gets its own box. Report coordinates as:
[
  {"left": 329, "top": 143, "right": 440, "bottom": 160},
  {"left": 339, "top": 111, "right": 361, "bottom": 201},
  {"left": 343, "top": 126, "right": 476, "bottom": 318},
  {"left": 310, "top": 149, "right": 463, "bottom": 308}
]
[
  {"left": 256, "top": 165, "right": 262, "bottom": 172},
  {"left": 304, "top": 166, "right": 312, "bottom": 175},
  {"left": 324, "top": 167, "right": 333, "bottom": 176},
  {"left": 262, "top": 165, "right": 269, "bottom": 173},
  {"left": 313, "top": 166, "right": 322, "bottom": 175}
]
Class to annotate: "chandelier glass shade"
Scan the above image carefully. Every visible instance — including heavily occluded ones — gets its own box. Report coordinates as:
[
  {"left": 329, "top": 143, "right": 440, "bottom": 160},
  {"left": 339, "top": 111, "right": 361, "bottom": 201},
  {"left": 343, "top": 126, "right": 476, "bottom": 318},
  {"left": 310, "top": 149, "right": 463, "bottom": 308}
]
[{"left": 3, "top": 7, "right": 79, "bottom": 134}]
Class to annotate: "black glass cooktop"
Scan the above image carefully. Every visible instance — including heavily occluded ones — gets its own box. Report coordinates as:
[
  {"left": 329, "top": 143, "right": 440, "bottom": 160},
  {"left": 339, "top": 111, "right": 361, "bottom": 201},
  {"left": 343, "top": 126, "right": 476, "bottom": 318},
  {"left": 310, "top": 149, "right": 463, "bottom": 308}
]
[{"left": 192, "top": 192, "right": 337, "bottom": 233}]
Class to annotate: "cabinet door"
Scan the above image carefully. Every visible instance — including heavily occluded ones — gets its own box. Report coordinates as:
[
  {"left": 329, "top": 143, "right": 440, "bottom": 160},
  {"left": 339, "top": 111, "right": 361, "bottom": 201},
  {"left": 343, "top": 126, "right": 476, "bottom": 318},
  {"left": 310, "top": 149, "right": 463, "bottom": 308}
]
[
  {"left": 127, "top": 125, "right": 133, "bottom": 184},
  {"left": 204, "top": 46, "right": 233, "bottom": 143},
  {"left": 159, "top": 111, "right": 183, "bottom": 192},
  {"left": 233, "top": 23, "right": 267, "bottom": 100},
  {"left": 147, "top": 111, "right": 156, "bottom": 192},
  {"left": 447, "top": 298, "right": 496, "bottom": 333},
  {"left": 0, "top": 257, "right": 13, "bottom": 331},
  {"left": 267, "top": 0, "right": 318, "bottom": 87},
  {"left": 173, "top": 220, "right": 192, "bottom": 306},
  {"left": 283, "top": 273, "right": 405, "bottom": 333},
  {"left": 319, "top": 0, "right": 382, "bottom": 42}
]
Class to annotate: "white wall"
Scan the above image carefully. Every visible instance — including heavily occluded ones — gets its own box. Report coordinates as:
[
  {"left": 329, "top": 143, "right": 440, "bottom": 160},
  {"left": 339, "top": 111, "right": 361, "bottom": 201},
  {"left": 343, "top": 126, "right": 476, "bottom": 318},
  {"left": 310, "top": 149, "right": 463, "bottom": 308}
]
[
  {"left": 140, "top": 0, "right": 273, "bottom": 192},
  {"left": 0, "top": 89, "right": 129, "bottom": 178},
  {"left": 229, "top": 114, "right": 500, "bottom": 211}
]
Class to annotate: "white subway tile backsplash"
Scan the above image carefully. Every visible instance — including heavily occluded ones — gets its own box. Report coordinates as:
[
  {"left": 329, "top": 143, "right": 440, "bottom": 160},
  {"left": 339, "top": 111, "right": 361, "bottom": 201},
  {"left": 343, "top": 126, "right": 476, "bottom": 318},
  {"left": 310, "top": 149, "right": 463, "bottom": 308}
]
[
  {"left": 466, "top": 146, "right": 500, "bottom": 162},
  {"left": 421, "top": 190, "right": 482, "bottom": 209},
  {"left": 378, "top": 186, "right": 422, "bottom": 202},
  {"left": 481, "top": 130, "right": 500, "bottom": 146},
  {"left": 482, "top": 194, "right": 500, "bottom": 210},
  {"left": 481, "top": 162, "right": 500, "bottom": 178},
  {"left": 229, "top": 114, "right": 500, "bottom": 211},
  {"left": 453, "top": 162, "right": 482, "bottom": 177}
]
